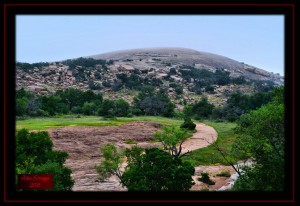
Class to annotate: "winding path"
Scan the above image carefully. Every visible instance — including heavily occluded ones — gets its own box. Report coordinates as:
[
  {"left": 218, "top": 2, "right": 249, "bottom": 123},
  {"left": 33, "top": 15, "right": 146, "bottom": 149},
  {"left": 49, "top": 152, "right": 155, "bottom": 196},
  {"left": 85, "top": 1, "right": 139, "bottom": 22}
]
[
  {"left": 85, "top": 122, "right": 219, "bottom": 191},
  {"left": 181, "top": 123, "right": 218, "bottom": 154}
]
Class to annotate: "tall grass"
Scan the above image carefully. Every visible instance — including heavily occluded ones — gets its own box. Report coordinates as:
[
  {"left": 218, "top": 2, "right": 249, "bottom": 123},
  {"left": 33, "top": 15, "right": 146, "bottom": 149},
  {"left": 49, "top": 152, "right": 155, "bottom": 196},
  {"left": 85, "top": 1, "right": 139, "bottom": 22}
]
[{"left": 182, "top": 120, "right": 239, "bottom": 166}]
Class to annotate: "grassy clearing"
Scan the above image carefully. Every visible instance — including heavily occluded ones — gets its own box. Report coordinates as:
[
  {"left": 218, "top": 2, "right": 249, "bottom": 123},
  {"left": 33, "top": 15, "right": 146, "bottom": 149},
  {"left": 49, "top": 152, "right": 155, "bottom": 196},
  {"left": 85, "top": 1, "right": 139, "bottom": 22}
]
[
  {"left": 16, "top": 115, "right": 184, "bottom": 131},
  {"left": 16, "top": 116, "right": 240, "bottom": 167},
  {"left": 182, "top": 120, "right": 239, "bottom": 166}
]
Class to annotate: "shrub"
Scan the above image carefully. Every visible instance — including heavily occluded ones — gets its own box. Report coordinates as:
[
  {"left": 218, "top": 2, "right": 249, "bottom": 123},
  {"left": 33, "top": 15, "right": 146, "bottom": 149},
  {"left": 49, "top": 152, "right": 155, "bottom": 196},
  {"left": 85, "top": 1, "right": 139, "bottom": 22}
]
[
  {"left": 216, "top": 170, "right": 231, "bottom": 177},
  {"left": 198, "top": 172, "right": 215, "bottom": 185},
  {"left": 180, "top": 117, "right": 196, "bottom": 130}
]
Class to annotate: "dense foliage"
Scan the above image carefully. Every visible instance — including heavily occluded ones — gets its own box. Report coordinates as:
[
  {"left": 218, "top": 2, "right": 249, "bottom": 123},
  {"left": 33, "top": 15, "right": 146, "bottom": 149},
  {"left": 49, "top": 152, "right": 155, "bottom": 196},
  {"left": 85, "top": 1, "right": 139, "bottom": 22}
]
[
  {"left": 231, "top": 86, "right": 284, "bottom": 191},
  {"left": 133, "top": 86, "right": 175, "bottom": 117},
  {"left": 61, "top": 57, "right": 110, "bottom": 70},
  {"left": 16, "top": 129, "right": 74, "bottom": 191},
  {"left": 95, "top": 144, "right": 195, "bottom": 191},
  {"left": 121, "top": 148, "right": 195, "bottom": 191},
  {"left": 16, "top": 88, "right": 104, "bottom": 117},
  {"left": 181, "top": 90, "right": 274, "bottom": 122},
  {"left": 212, "top": 91, "right": 273, "bottom": 121},
  {"left": 183, "top": 97, "right": 215, "bottom": 120},
  {"left": 179, "top": 66, "right": 247, "bottom": 91},
  {"left": 16, "top": 86, "right": 176, "bottom": 118},
  {"left": 16, "top": 62, "right": 49, "bottom": 71}
]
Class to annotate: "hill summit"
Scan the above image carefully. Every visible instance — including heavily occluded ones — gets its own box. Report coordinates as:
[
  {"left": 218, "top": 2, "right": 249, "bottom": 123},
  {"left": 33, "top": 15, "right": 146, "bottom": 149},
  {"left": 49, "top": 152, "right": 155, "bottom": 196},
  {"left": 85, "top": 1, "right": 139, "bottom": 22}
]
[
  {"left": 16, "top": 47, "right": 284, "bottom": 107},
  {"left": 87, "top": 47, "right": 283, "bottom": 84}
]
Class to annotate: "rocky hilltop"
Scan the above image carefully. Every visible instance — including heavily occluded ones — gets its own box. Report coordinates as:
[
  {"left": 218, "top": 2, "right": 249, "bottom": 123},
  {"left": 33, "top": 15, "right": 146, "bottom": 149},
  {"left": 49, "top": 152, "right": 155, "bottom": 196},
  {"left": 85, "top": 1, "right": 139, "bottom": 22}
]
[
  {"left": 16, "top": 47, "right": 284, "bottom": 107},
  {"left": 88, "top": 47, "right": 283, "bottom": 84}
]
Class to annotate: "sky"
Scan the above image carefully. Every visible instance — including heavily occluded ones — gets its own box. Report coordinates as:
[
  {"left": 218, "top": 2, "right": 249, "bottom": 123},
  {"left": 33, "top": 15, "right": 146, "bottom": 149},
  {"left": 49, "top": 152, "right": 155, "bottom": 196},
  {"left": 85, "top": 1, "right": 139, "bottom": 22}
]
[{"left": 16, "top": 15, "right": 284, "bottom": 76}]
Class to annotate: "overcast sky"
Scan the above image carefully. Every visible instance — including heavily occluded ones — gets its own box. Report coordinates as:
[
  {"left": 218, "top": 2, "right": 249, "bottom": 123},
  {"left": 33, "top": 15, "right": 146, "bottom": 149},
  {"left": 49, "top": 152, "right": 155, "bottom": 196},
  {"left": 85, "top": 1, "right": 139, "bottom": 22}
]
[{"left": 16, "top": 15, "right": 284, "bottom": 76}]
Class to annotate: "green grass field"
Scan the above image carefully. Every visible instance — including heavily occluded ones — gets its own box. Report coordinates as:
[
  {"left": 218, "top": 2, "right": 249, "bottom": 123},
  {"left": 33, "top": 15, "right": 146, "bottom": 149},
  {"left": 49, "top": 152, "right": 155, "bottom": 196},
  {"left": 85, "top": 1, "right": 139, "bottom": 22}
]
[
  {"left": 16, "top": 115, "right": 184, "bottom": 131},
  {"left": 16, "top": 115, "right": 240, "bottom": 167},
  {"left": 182, "top": 120, "right": 239, "bottom": 166}
]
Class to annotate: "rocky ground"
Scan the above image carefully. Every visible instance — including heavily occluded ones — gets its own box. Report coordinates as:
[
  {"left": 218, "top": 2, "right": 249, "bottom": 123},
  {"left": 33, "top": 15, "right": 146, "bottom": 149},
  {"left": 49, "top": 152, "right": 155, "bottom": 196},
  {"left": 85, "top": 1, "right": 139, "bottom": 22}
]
[
  {"left": 47, "top": 122, "right": 162, "bottom": 191},
  {"left": 46, "top": 121, "right": 237, "bottom": 191}
]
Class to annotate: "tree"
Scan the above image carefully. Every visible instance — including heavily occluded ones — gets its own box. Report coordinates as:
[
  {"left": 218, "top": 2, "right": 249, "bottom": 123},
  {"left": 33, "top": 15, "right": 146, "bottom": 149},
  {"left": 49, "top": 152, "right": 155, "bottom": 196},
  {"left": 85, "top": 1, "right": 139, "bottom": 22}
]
[
  {"left": 82, "top": 102, "right": 97, "bottom": 115},
  {"left": 190, "top": 97, "right": 215, "bottom": 120},
  {"left": 94, "top": 143, "right": 123, "bottom": 181},
  {"left": 94, "top": 144, "right": 195, "bottom": 191},
  {"left": 139, "top": 96, "right": 166, "bottom": 116},
  {"left": 231, "top": 86, "right": 284, "bottom": 191},
  {"left": 57, "top": 88, "right": 83, "bottom": 110},
  {"left": 26, "top": 97, "right": 42, "bottom": 117},
  {"left": 16, "top": 98, "right": 28, "bottom": 116},
  {"left": 16, "top": 129, "right": 74, "bottom": 191},
  {"left": 134, "top": 87, "right": 175, "bottom": 117},
  {"left": 81, "top": 90, "right": 102, "bottom": 104},
  {"left": 205, "top": 85, "right": 215, "bottom": 94},
  {"left": 39, "top": 95, "right": 68, "bottom": 116},
  {"left": 121, "top": 148, "right": 195, "bottom": 191},
  {"left": 169, "top": 68, "right": 177, "bottom": 75},
  {"left": 114, "top": 99, "right": 130, "bottom": 117},
  {"left": 154, "top": 126, "right": 189, "bottom": 158},
  {"left": 98, "top": 99, "right": 115, "bottom": 117}
]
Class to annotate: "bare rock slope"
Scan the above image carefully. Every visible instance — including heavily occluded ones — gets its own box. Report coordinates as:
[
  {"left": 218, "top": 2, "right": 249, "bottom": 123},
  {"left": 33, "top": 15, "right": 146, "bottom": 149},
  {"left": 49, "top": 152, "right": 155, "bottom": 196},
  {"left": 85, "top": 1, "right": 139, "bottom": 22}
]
[{"left": 88, "top": 47, "right": 283, "bottom": 84}]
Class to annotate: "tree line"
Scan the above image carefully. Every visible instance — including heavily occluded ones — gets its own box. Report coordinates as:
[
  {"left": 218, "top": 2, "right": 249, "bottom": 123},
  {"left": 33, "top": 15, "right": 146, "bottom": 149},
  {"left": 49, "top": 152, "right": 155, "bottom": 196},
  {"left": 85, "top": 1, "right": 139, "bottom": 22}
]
[
  {"left": 16, "top": 86, "right": 175, "bottom": 118},
  {"left": 16, "top": 86, "right": 274, "bottom": 122}
]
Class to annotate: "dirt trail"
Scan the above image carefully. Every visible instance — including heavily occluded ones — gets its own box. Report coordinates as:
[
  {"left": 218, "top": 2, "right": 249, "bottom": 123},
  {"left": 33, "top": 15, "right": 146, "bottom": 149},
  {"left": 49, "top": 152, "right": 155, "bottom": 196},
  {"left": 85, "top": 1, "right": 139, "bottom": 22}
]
[
  {"left": 181, "top": 123, "right": 218, "bottom": 154},
  {"left": 47, "top": 121, "right": 234, "bottom": 191}
]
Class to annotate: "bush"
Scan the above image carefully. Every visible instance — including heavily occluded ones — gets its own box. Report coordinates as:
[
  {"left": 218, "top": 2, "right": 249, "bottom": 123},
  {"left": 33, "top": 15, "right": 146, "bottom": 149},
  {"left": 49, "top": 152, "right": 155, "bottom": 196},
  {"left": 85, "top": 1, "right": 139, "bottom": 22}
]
[
  {"left": 198, "top": 172, "right": 215, "bottom": 185},
  {"left": 180, "top": 117, "right": 196, "bottom": 130},
  {"left": 216, "top": 170, "right": 231, "bottom": 177}
]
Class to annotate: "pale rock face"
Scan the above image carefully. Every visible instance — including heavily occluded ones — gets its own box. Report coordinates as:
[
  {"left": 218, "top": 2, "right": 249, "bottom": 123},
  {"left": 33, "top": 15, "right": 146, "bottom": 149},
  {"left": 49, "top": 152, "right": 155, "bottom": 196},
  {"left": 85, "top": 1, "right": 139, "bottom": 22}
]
[{"left": 16, "top": 47, "right": 283, "bottom": 109}]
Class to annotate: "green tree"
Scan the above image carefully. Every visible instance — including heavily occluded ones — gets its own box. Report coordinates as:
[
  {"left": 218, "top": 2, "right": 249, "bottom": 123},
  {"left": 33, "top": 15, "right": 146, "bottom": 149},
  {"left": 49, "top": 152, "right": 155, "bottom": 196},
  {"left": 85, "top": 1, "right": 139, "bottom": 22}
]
[
  {"left": 39, "top": 95, "right": 68, "bottom": 116},
  {"left": 82, "top": 102, "right": 97, "bottom": 115},
  {"left": 231, "top": 86, "right": 284, "bottom": 191},
  {"left": 81, "top": 90, "right": 102, "bottom": 104},
  {"left": 154, "top": 126, "right": 189, "bottom": 158},
  {"left": 16, "top": 88, "right": 34, "bottom": 99},
  {"left": 95, "top": 144, "right": 195, "bottom": 191},
  {"left": 134, "top": 87, "right": 175, "bottom": 117},
  {"left": 189, "top": 97, "right": 215, "bottom": 120},
  {"left": 16, "top": 97, "right": 28, "bottom": 116},
  {"left": 121, "top": 148, "right": 195, "bottom": 191},
  {"left": 16, "top": 129, "right": 74, "bottom": 191},
  {"left": 98, "top": 99, "right": 115, "bottom": 117},
  {"left": 94, "top": 143, "right": 123, "bottom": 181},
  {"left": 114, "top": 99, "right": 130, "bottom": 117},
  {"left": 57, "top": 88, "right": 83, "bottom": 110}
]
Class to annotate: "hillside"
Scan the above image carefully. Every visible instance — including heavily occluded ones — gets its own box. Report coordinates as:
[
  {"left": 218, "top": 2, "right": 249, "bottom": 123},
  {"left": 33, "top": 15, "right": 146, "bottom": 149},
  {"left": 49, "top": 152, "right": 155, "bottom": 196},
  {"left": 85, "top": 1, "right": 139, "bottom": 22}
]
[
  {"left": 16, "top": 47, "right": 284, "bottom": 108},
  {"left": 88, "top": 47, "right": 283, "bottom": 83}
]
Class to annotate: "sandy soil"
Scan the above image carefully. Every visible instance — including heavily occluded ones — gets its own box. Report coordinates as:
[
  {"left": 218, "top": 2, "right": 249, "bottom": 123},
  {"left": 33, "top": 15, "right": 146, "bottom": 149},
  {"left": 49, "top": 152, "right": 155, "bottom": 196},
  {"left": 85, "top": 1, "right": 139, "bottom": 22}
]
[
  {"left": 181, "top": 123, "right": 217, "bottom": 154},
  {"left": 46, "top": 121, "right": 235, "bottom": 191}
]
